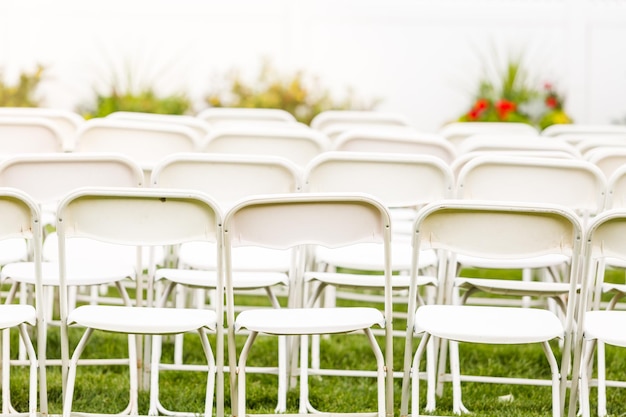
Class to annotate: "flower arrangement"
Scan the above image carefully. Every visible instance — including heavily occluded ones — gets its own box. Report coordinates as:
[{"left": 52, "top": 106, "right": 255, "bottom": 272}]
[
  {"left": 458, "top": 58, "right": 572, "bottom": 130},
  {"left": 205, "top": 59, "right": 379, "bottom": 125},
  {"left": 0, "top": 65, "right": 45, "bottom": 107}
]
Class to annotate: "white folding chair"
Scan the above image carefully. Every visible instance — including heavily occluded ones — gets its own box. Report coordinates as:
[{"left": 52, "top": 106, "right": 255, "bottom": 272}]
[
  {"left": 203, "top": 125, "right": 329, "bottom": 167},
  {"left": 0, "top": 189, "right": 45, "bottom": 417},
  {"left": 310, "top": 110, "right": 411, "bottom": 140},
  {"left": 106, "top": 111, "right": 211, "bottom": 145},
  {"left": 150, "top": 153, "right": 301, "bottom": 413},
  {"left": 438, "top": 122, "right": 538, "bottom": 148},
  {"left": 456, "top": 134, "right": 582, "bottom": 159},
  {"left": 0, "top": 153, "right": 148, "bottom": 400},
  {"left": 585, "top": 146, "right": 626, "bottom": 180},
  {"left": 0, "top": 107, "right": 84, "bottom": 152},
  {"left": 541, "top": 124, "right": 626, "bottom": 139},
  {"left": 454, "top": 155, "right": 605, "bottom": 307},
  {"left": 74, "top": 118, "right": 202, "bottom": 180},
  {"left": 304, "top": 152, "right": 454, "bottom": 302},
  {"left": 401, "top": 200, "right": 583, "bottom": 417},
  {"left": 332, "top": 129, "right": 457, "bottom": 164},
  {"left": 57, "top": 187, "right": 223, "bottom": 417},
  {"left": 568, "top": 166, "right": 626, "bottom": 417},
  {"left": 575, "top": 136, "right": 626, "bottom": 157},
  {"left": 197, "top": 108, "right": 297, "bottom": 127},
  {"left": 570, "top": 209, "right": 626, "bottom": 417},
  {"left": 224, "top": 193, "right": 393, "bottom": 417},
  {"left": 0, "top": 117, "right": 65, "bottom": 155}
]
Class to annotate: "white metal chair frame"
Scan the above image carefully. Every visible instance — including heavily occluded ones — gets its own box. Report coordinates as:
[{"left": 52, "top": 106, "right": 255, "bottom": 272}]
[
  {"left": 0, "top": 117, "right": 65, "bottom": 154},
  {"left": 438, "top": 122, "right": 538, "bottom": 148},
  {"left": 400, "top": 200, "right": 583, "bottom": 417},
  {"left": 332, "top": 129, "right": 457, "bottom": 164},
  {"left": 56, "top": 187, "right": 224, "bottom": 417},
  {"left": 0, "top": 189, "right": 46, "bottom": 417},
  {"left": 203, "top": 125, "right": 330, "bottom": 167},
  {"left": 224, "top": 193, "right": 394, "bottom": 417},
  {"left": 150, "top": 153, "right": 302, "bottom": 414},
  {"left": 197, "top": 107, "right": 297, "bottom": 127},
  {"left": 0, "top": 107, "right": 84, "bottom": 152},
  {"left": 570, "top": 209, "right": 626, "bottom": 417}
]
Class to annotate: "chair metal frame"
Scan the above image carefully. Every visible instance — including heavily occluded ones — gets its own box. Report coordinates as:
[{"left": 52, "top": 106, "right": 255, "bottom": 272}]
[{"left": 224, "top": 193, "right": 394, "bottom": 417}]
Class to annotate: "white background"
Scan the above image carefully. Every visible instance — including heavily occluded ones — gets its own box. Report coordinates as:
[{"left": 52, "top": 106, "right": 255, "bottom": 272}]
[{"left": 1, "top": 0, "right": 625, "bottom": 131}]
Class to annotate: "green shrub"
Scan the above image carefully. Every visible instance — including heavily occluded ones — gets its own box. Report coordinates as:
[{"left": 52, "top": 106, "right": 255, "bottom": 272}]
[
  {"left": 0, "top": 65, "right": 45, "bottom": 107},
  {"left": 81, "top": 87, "right": 192, "bottom": 119},
  {"left": 205, "top": 60, "right": 380, "bottom": 125}
]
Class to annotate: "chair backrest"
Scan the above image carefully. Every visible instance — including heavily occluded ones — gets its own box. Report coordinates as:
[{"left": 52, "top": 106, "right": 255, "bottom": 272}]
[
  {"left": 56, "top": 187, "right": 223, "bottom": 311},
  {"left": 197, "top": 108, "right": 297, "bottom": 127},
  {"left": 584, "top": 146, "right": 626, "bottom": 179},
  {"left": 541, "top": 124, "right": 626, "bottom": 138},
  {"left": 225, "top": 193, "right": 390, "bottom": 251},
  {"left": 332, "top": 129, "right": 456, "bottom": 164},
  {"left": 575, "top": 136, "right": 626, "bottom": 156},
  {"left": 0, "top": 187, "right": 42, "bottom": 295},
  {"left": 0, "top": 107, "right": 84, "bottom": 151},
  {"left": 106, "top": 111, "right": 210, "bottom": 143},
  {"left": 0, "top": 153, "right": 145, "bottom": 207},
  {"left": 456, "top": 155, "right": 606, "bottom": 219},
  {"left": 304, "top": 152, "right": 454, "bottom": 209},
  {"left": 438, "top": 122, "right": 538, "bottom": 147},
  {"left": 605, "top": 165, "right": 626, "bottom": 210},
  {"left": 0, "top": 117, "right": 65, "bottom": 154},
  {"left": 151, "top": 153, "right": 302, "bottom": 209},
  {"left": 451, "top": 149, "right": 579, "bottom": 178},
  {"left": 203, "top": 126, "right": 329, "bottom": 167},
  {"left": 310, "top": 110, "right": 410, "bottom": 134},
  {"left": 581, "top": 209, "right": 626, "bottom": 314},
  {"left": 415, "top": 200, "right": 582, "bottom": 262},
  {"left": 74, "top": 118, "right": 201, "bottom": 171},
  {"left": 456, "top": 134, "right": 581, "bottom": 158}
]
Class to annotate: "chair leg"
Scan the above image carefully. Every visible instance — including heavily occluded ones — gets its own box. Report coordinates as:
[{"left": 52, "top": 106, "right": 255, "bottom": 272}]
[
  {"left": 237, "top": 331, "right": 258, "bottom": 417},
  {"left": 17, "top": 324, "right": 38, "bottom": 417},
  {"left": 449, "top": 340, "right": 469, "bottom": 415},
  {"left": 539, "top": 341, "right": 560, "bottom": 417},
  {"left": 411, "top": 333, "right": 431, "bottom": 417},
  {"left": 276, "top": 335, "right": 287, "bottom": 413},
  {"left": 63, "top": 327, "right": 94, "bottom": 417},
  {"left": 595, "top": 341, "right": 607, "bottom": 417},
  {"left": 149, "top": 335, "right": 162, "bottom": 416},
  {"left": 2, "top": 328, "right": 11, "bottom": 415}
]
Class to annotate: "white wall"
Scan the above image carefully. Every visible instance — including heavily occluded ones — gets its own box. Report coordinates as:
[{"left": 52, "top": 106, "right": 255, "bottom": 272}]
[{"left": 1, "top": 0, "right": 625, "bottom": 131}]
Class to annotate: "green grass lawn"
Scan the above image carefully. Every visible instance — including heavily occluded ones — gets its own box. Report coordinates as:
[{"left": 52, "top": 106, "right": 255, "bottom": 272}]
[{"left": 4, "top": 269, "right": 626, "bottom": 417}]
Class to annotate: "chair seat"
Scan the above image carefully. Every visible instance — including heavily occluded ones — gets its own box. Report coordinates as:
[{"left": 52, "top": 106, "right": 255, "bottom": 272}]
[
  {"left": 156, "top": 268, "right": 288, "bottom": 289},
  {"left": 179, "top": 242, "right": 291, "bottom": 272},
  {"left": 0, "top": 238, "right": 27, "bottom": 264},
  {"left": 414, "top": 305, "right": 563, "bottom": 344},
  {"left": 235, "top": 307, "right": 385, "bottom": 335},
  {"left": 0, "top": 304, "right": 37, "bottom": 328},
  {"left": 67, "top": 305, "right": 217, "bottom": 334},
  {"left": 316, "top": 243, "right": 437, "bottom": 272},
  {"left": 583, "top": 310, "right": 626, "bottom": 348},
  {"left": 455, "top": 277, "right": 573, "bottom": 297},
  {"left": 456, "top": 253, "right": 569, "bottom": 269},
  {"left": 305, "top": 271, "right": 436, "bottom": 288},
  {"left": 2, "top": 261, "right": 135, "bottom": 286}
]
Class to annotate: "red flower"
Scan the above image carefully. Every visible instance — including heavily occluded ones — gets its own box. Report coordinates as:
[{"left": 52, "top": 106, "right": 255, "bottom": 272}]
[
  {"left": 474, "top": 98, "right": 489, "bottom": 111},
  {"left": 495, "top": 99, "right": 516, "bottom": 120},
  {"left": 545, "top": 96, "right": 558, "bottom": 109},
  {"left": 467, "top": 98, "right": 489, "bottom": 120}
]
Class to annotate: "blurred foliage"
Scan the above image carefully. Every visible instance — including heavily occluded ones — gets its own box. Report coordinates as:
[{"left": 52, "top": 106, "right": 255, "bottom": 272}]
[
  {"left": 205, "top": 60, "right": 380, "bottom": 125},
  {"left": 458, "top": 57, "right": 572, "bottom": 130},
  {"left": 0, "top": 65, "right": 45, "bottom": 107},
  {"left": 80, "top": 88, "right": 191, "bottom": 119},
  {"left": 78, "top": 63, "right": 192, "bottom": 118}
]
